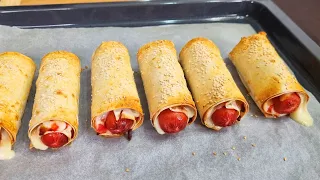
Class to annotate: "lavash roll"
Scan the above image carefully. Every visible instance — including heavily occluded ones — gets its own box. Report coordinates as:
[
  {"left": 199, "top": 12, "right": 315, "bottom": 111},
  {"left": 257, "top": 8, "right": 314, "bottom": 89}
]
[
  {"left": 0, "top": 52, "right": 35, "bottom": 159},
  {"left": 91, "top": 41, "right": 144, "bottom": 137},
  {"left": 180, "top": 37, "right": 249, "bottom": 130},
  {"left": 229, "top": 32, "right": 313, "bottom": 126},
  {"left": 28, "top": 51, "right": 81, "bottom": 149},
  {"left": 137, "top": 40, "right": 197, "bottom": 134}
]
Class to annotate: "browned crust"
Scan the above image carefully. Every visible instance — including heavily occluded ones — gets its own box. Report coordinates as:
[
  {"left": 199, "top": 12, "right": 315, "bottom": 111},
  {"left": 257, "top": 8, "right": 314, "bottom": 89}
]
[
  {"left": 28, "top": 50, "right": 80, "bottom": 148},
  {"left": 229, "top": 31, "right": 307, "bottom": 117},
  {"left": 137, "top": 40, "right": 175, "bottom": 62},
  {"left": 137, "top": 40, "right": 197, "bottom": 125},
  {"left": 180, "top": 37, "right": 249, "bottom": 129},
  {"left": 0, "top": 52, "right": 36, "bottom": 144},
  {"left": 91, "top": 41, "right": 144, "bottom": 136}
]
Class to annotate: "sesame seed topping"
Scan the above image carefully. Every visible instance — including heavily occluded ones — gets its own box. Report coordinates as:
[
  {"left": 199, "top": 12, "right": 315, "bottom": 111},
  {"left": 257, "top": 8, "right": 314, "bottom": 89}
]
[
  {"left": 91, "top": 42, "right": 139, "bottom": 107},
  {"left": 137, "top": 41, "right": 192, "bottom": 108}
]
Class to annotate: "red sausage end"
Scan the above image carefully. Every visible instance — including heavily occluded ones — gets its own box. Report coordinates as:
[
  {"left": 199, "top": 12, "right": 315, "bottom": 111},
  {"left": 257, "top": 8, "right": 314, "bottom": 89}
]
[
  {"left": 211, "top": 107, "right": 239, "bottom": 127},
  {"left": 41, "top": 132, "right": 69, "bottom": 148},
  {"left": 273, "top": 93, "right": 301, "bottom": 114},
  {"left": 158, "top": 108, "right": 188, "bottom": 134}
]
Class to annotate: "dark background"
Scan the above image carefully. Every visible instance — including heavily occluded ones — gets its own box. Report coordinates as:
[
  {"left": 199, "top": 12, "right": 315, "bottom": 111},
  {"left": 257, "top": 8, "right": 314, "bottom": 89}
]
[{"left": 274, "top": 0, "right": 320, "bottom": 45}]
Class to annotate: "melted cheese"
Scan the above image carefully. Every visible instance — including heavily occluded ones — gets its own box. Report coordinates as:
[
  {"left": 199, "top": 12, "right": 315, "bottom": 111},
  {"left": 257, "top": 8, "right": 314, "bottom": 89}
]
[
  {"left": 31, "top": 125, "right": 48, "bottom": 150},
  {"left": 263, "top": 93, "right": 313, "bottom": 126},
  {"left": 204, "top": 101, "right": 241, "bottom": 130},
  {"left": 153, "top": 106, "right": 195, "bottom": 135},
  {"left": 30, "top": 121, "right": 72, "bottom": 150},
  {"left": 0, "top": 128, "right": 15, "bottom": 160},
  {"left": 95, "top": 108, "right": 139, "bottom": 136},
  {"left": 290, "top": 93, "right": 313, "bottom": 126}
]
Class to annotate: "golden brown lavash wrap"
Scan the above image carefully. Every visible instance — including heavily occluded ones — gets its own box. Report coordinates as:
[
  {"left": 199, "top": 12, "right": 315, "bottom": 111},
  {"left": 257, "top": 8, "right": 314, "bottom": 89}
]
[
  {"left": 179, "top": 37, "right": 249, "bottom": 130},
  {"left": 91, "top": 41, "right": 144, "bottom": 137},
  {"left": 229, "top": 31, "right": 313, "bottom": 126},
  {"left": 28, "top": 51, "right": 81, "bottom": 149},
  {"left": 137, "top": 40, "right": 197, "bottom": 134},
  {"left": 0, "top": 52, "right": 35, "bottom": 159}
]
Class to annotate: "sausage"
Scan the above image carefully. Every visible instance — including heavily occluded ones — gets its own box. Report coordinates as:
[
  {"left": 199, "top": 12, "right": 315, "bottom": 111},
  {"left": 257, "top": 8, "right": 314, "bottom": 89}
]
[
  {"left": 273, "top": 93, "right": 301, "bottom": 114},
  {"left": 96, "top": 111, "right": 134, "bottom": 134},
  {"left": 211, "top": 107, "right": 239, "bottom": 127},
  {"left": 41, "top": 132, "right": 68, "bottom": 148},
  {"left": 158, "top": 108, "right": 188, "bottom": 133}
]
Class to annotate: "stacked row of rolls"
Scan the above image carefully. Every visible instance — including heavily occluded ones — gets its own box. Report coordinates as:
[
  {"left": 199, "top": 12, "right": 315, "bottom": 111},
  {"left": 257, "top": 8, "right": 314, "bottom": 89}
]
[{"left": 0, "top": 31, "right": 313, "bottom": 160}]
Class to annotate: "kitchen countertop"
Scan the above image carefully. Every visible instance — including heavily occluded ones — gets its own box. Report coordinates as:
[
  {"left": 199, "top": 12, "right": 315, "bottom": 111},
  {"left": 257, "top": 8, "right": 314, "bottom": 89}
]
[{"left": 0, "top": 0, "right": 319, "bottom": 46}]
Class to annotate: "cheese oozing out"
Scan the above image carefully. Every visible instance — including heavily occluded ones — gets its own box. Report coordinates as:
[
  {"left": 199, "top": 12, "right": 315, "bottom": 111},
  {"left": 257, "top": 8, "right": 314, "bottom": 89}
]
[
  {"left": 0, "top": 128, "right": 15, "bottom": 160},
  {"left": 30, "top": 120, "right": 73, "bottom": 150},
  {"left": 94, "top": 108, "right": 140, "bottom": 136},
  {"left": 153, "top": 106, "right": 195, "bottom": 135},
  {"left": 204, "top": 101, "right": 241, "bottom": 131},
  {"left": 263, "top": 93, "right": 313, "bottom": 126}
]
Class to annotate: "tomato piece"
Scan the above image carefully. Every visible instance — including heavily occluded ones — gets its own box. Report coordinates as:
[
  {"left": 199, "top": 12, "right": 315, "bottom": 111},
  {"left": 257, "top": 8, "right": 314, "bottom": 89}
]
[
  {"left": 158, "top": 108, "right": 188, "bottom": 134},
  {"left": 267, "top": 105, "right": 274, "bottom": 113},
  {"left": 105, "top": 111, "right": 117, "bottom": 130},
  {"left": 96, "top": 124, "right": 107, "bottom": 134},
  {"left": 98, "top": 111, "right": 134, "bottom": 134},
  {"left": 211, "top": 107, "right": 239, "bottom": 127},
  {"left": 109, "top": 119, "right": 134, "bottom": 134},
  {"left": 41, "top": 132, "right": 68, "bottom": 148},
  {"left": 51, "top": 123, "right": 59, "bottom": 131},
  {"left": 273, "top": 93, "right": 301, "bottom": 114}
]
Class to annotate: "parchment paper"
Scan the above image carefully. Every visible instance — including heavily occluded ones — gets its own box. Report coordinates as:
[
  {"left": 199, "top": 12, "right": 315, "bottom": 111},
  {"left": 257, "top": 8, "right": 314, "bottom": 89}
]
[{"left": 0, "top": 23, "right": 319, "bottom": 180}]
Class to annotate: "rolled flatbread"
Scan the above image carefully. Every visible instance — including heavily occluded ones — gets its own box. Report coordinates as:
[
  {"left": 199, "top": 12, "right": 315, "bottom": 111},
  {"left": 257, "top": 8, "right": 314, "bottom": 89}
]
[
  {"left": 229, "top": 32, "right": 313, "bottom": 126},
  {"left": 91, "top": 41, "right": 144, "bottom": 139},
  {"left": 137, "top": 40, "right": 197, "bottom": 134},
  {"left": 0, "top": 52, "right": 35, "bottom": 160},
  {"left": 180, "top": 37, "right": 249, "bottom": 130},
  {"left": 28, "top": 51, "right": 81, "bottom": 150}
]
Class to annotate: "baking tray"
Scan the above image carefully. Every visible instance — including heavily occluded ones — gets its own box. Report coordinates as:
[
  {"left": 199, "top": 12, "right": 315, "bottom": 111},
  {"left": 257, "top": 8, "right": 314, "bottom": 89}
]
[
  {"left": 1, "top": 0, "right": 320, "bottom": 179},
  {"left": 1, "top": 0, "right": 320, "bottom": 100}
]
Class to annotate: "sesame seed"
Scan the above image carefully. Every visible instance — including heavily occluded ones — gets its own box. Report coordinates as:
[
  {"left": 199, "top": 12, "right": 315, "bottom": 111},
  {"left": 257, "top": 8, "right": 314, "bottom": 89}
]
[
  {"left": 213, "top": 152, "right": 217, "bottom": 156},
  {"left": 283, "top": 157, "right": 287, "bottom": 161},
  {"left": 223, "top": 152, "right": 227, "bottom": 156},
  {"left": 125, "top": 168, "right": 130, "bottom": 172},
  {"left": 192, "top": 152, "right": 196, "bottom": 156},
  {"left": 232, "top": 146, "right": 236, "bottom": 150},
  {"left": 237, "top": 157, "right": 241, "bottom": 161},
  {"left": 243, "top": 136, "right": 247, "bottom": 140},
  {"left": 251, "top": 144, "right": 256, "bottom": 147}
]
